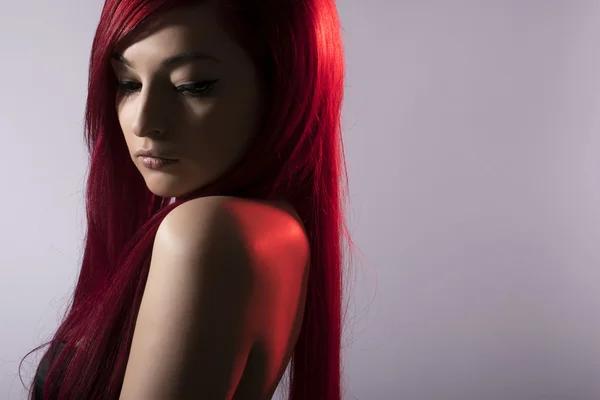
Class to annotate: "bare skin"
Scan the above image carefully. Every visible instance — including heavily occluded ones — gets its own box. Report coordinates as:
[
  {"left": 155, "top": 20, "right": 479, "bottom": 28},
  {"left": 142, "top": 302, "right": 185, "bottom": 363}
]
[{"left": 111, "top": 2, "right": 309, "bottom": 399}]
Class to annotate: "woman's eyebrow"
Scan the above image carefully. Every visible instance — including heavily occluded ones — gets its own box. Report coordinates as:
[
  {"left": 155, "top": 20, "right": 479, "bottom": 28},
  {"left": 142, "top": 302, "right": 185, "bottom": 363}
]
[{"left": 111, "top": 51, "right": 221, "bottom": 68}]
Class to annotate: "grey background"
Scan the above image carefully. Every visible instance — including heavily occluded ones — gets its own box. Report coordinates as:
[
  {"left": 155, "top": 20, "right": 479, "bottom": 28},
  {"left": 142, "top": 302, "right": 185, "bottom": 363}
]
[{"left": 2, "top": 1, "right": 600, "bottom": 399}]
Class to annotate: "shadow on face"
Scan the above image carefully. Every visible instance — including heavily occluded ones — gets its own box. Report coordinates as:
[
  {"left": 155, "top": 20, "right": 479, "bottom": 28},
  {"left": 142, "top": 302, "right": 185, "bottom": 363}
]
[{"left": 110, "top": 2, "right": 264, "bottom": 198}]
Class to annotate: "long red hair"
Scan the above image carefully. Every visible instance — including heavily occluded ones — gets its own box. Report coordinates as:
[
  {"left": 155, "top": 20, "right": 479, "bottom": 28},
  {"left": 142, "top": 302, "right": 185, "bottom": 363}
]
[{"left": 20, "top": 0, "right": 353, "bottom": 398}]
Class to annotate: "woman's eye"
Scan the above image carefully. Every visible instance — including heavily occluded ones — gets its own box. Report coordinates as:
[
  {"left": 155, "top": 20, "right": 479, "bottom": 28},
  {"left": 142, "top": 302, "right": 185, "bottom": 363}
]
[
  {"left": 115, "top": 81, "right": 140, "bottom": 93},
  {"left": 175, "top": 80, "right": 219, "bottom": 96},
  {"left": 115, "top": 79, "right": 219, "bottom": 97}
]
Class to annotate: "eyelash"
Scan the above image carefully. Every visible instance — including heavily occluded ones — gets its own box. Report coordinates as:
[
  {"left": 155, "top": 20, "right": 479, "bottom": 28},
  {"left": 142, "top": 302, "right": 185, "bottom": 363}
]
[{"left": 115, "top": 79, "right": 219, "bottom": 97}]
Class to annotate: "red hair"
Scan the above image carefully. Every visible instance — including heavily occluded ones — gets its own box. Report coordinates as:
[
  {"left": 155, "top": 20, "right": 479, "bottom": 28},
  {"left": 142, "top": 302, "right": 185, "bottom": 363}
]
[{"left": 20, "top": 0, "right": 354, "bottom": 398}]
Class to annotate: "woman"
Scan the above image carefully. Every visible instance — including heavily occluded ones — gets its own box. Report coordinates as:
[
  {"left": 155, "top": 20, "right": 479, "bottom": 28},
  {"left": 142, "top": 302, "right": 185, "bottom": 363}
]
[{"left": 20, "top": 0, "right": 353, "bottom": 398}]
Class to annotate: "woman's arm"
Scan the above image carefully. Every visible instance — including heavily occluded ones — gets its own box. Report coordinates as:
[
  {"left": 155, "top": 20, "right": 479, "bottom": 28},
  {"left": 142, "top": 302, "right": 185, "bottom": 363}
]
[{"left": 119, "top": 197, "right": 257, "bottom": 400}]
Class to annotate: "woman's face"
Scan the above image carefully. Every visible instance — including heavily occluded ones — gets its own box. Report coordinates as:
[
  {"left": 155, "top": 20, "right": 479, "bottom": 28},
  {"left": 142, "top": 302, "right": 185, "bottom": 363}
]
[{"left": 110, "top": 2, "right": 263, "bottom": 198}]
